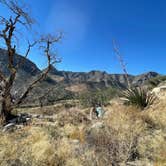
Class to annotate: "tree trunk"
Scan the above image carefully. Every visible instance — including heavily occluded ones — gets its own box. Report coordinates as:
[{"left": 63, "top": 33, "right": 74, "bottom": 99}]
[
  {"left": 0, "top": 100, "right": 4, "bottom": 124},
  {"left": 0, "top": 96, "right": 13, "bottom": 124}
]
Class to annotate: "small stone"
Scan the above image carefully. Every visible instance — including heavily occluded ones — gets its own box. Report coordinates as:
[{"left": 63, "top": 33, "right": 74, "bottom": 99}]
[{"left": 3, "top": 123, "right": 16, "bottom": 132}]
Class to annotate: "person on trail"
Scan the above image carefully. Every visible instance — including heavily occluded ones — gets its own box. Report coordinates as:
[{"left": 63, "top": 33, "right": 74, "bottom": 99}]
[
  {"left": 95, "top": 105, "right": 103, "bottom": 118},
  {"left": 89, "top": 105, "right": 103, "bottom": 120}
]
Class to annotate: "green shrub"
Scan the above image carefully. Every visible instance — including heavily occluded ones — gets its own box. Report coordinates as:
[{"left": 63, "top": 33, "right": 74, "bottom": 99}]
[
  {"left": 122, "top": 87, "right": 155, "bottom": 109},
  {"left": 148, "top": 75, "right": 166, "bottom": 87},
  {"left": 79, "top": 88, "right": 117, "bottom": 108}
]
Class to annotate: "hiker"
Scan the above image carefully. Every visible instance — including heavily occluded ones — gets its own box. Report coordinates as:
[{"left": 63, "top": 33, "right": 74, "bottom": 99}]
[
  {"left": 89, "top": 104, "right": 104, "bottom": 120},
  {"left": 95, "top": 105, "right": 103, "bottom": 118}
]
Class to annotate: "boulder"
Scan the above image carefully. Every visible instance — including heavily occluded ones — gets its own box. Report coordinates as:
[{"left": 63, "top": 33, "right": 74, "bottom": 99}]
[
  {"left": 3, "top": 123, "right": 16, "bottom": 132},
  {"left": 151, "top": 85, "right": 166, "bottom": 99}
]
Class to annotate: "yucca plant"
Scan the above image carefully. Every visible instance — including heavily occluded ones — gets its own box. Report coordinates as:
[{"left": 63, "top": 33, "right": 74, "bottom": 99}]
[{"left": 121, "top": 87, "right": 156, "bottom": 109}]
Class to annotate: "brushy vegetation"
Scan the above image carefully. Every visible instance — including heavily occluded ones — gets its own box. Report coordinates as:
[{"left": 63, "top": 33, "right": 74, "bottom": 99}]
[
  {"left": 148, "top": 75, "right": 166, "bottom": 87},
  {"left": 79, "top": 88, "right": 118, "bottom": 107},
  {"left": 0, "top": 87, "right": 166, "bottom": 166},
  {"left": 121, "top": 87, "right": 156, "bottom": 109},
  {"left": 0, "top": 100, "right": 165, "bottom": 166}
]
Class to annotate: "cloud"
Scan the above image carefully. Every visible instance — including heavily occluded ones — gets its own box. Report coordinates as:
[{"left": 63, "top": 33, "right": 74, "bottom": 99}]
[{"left": 45, "top": 1, "right": 89, "bottom": 47}]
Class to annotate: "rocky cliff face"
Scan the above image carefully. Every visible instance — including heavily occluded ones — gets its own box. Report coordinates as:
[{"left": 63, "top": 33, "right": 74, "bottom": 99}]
[
  {"left": 48, "top": 67, "right": 159, "bottom": 90},
  {"left": 0, "top": 48, "right": 40, "bottom": 77}
]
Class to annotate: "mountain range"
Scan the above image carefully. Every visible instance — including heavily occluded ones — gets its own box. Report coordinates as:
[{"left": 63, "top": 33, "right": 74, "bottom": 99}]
[{"left": 0, "top": 48, "right": 161, "bottom": 106}]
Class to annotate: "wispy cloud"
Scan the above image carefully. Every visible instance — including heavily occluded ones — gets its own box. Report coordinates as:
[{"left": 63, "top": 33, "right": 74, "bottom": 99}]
[{"left": 45, "top": 1, "right": 90, "bottom": 48}]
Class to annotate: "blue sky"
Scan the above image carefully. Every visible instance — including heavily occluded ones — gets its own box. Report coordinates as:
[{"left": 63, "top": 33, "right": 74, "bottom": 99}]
[{"left": 1, "top": 0, "right": 166, "bottom": 75}]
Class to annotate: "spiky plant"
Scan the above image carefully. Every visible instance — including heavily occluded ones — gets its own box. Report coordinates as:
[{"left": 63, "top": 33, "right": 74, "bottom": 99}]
[{"left": 122, "top": 87, "right": 156, "bottom": 109}]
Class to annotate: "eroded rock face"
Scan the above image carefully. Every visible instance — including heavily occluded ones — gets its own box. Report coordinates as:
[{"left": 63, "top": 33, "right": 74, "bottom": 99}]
[
  {"left": 132, "top": 72, "right": 159, "bottom": 86},
  {"left": 0, "top": 48, "right": 40, "bottom": 77},
  {"left": 152, "top": 81, "right": 166, "bottom": 99}
]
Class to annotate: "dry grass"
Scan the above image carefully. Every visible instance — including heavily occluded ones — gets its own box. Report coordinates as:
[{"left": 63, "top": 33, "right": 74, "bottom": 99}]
[
  {"left": 0, "top": 95, "right": 165, "bottom": 166},
  {"left": 138, "top": 98, "right": 166, "bottom": 165},
  {"left": 86, "top": 106, "right": 144, "bottom": 165},
  {"left": 0, "top": 126, "right": 55, "bottom": 166}
]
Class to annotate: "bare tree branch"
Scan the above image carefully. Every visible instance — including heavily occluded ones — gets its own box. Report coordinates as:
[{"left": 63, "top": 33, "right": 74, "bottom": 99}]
[
  {"left": 0, "top": 0, "right": 34, "bottom": 26},
  {"left": 0, "top": 0, "right": 62, "bottom": 123},
  {"left": 16, "top": 40, "right": 37, "bottom": 69},
  {"left": 113, "top": 40, "right": 131, "bottom": 88},
  {"left": 14, "top": 34, "right": 62, "bottom": 106},
  {"left": 0, "top": 0, "right": 35, "bottom": 123},
  {"left": 0, "top": 1, "right": 35, "bottom": 88}
]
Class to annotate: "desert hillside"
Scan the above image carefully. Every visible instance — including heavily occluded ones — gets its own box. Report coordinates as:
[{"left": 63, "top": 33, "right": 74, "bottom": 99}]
[
  {"left": 0, "top": 48, "right": 161, "bottom": 107},
  {"left": 0, "top": 1, "right": 166, "bottom": 166},
  {"left": 0, "top": 83, "right": 165, "bottom": 166}
]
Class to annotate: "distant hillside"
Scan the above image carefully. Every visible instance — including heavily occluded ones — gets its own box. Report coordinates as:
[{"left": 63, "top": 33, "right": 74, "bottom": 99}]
[
  {"left": 0, "top": 48, "right": 160, "bottom": 106},
  {"left": 48, "top": 65, "right": 159, "bottom": 91}
]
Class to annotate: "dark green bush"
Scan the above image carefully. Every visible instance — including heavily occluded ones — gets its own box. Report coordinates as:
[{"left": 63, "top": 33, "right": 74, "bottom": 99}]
[{"left": 79, "top": 88, "right": 117, "bottom": 108}]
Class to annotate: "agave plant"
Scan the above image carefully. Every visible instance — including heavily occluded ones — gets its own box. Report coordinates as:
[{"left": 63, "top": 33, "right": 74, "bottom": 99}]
[{"left": 122, "top": 87, "right": 156, "bottom": 109}]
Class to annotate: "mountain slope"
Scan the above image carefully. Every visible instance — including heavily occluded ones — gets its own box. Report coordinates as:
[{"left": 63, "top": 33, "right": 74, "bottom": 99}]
[
  {"left": 0, "top": 48, "right": 161, "bottom": 106},
  {"left": 48, "top": 67, "right": 159, "bottom": 91}
]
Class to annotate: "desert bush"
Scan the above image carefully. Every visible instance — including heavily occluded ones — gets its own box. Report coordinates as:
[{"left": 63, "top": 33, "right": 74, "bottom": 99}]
[
  {"left": 43, "top": 125, "right": 62, "bottom": 140},
  {"left": 104, "top": 103, "right": 166, "bottom": 165},
  {"left": 143, "top": 100, "right": 166, "bottom": 130},
  {"left": 80, "top": 88, "right": 117, "bottom": 108},
  {"left": 64, "top": 102, "right": 76, "bottom": 109},
  {"left": 69, "top": 127, "right": 85, "bottom": 143},
  {"left": 86, "top": 125, "right": 140, "bottom": 165},
  {"left": 58, "top": 108, "right": 91, "bottom": 127},
  {"left": 122, "top": 87, "right": 155, "bottom": 109},
  {"left": 141, "top": 114, "right": 160, "bottom": 130},
  {"left": 0, "top": 127, "right": 57, "bottom": 166},
  {"left": 101, "top": 105, "right": 149, "bottom": 164},
  {"left": 148, "top": 75, "right": 166, "bottom": 87},
  {"left": 138, "top": 130, "right": 166, "bottom": 164}
]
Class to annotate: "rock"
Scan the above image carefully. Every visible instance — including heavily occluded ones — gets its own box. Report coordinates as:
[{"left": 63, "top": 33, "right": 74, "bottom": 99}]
[
  {"left": 70, "top": 139, "right": 80, "bottom": 144},
  {"left": 25, "top": 117, "right": 31, "bottom": 124},
  {"left": 17, "top": 116, "right": 27, "bottom": 124},
  {"left": 8, "top": 117, "right": 18, "bottom": 124},
  {"left": 152, "top": 86, "right": 166, "bottom": 95},
  {"left": 19, "top": 113, "right": 32, "bottom": 118},
  {"left": 7, "top": 113, "right": 32, "bottom": 126},
  {"left": 151, "top": 85, "right": 166, "bottom": 99},
  {"left": 15, "top": 113, "right": 32, "bottom": 125},
  {"left": 126, "top": 161, "right": 153, "bottom": 166},
  {"left": 26, "top": 117, "right": 31, "bottom": 121},
  {"left": 3, "top": 123, "right": 16, "bottom": 132}
]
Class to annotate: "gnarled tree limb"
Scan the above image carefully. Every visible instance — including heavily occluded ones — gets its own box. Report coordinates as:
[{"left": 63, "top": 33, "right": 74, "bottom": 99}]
[{"left": 14, "top": 34, "right": 62, "bottom": 106}]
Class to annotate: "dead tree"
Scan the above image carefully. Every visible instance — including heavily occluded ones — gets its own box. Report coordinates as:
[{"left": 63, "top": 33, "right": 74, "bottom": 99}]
[
  {"left": 0, "top": 0, "right": 62, "bottom": 123},
  {"left": 113, "top": 40, "right": 131, "bottom": 88}
]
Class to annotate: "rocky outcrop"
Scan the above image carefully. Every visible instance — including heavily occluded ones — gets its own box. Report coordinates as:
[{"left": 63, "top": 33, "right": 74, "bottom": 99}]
[{"left": 151, "top": 81, "right": 166, "bottom": 99}]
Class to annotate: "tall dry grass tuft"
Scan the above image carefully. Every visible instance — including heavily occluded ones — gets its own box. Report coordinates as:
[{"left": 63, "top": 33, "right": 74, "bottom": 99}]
[{"left": 0, "top": 127, "right": 57, "bottom": 166}]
